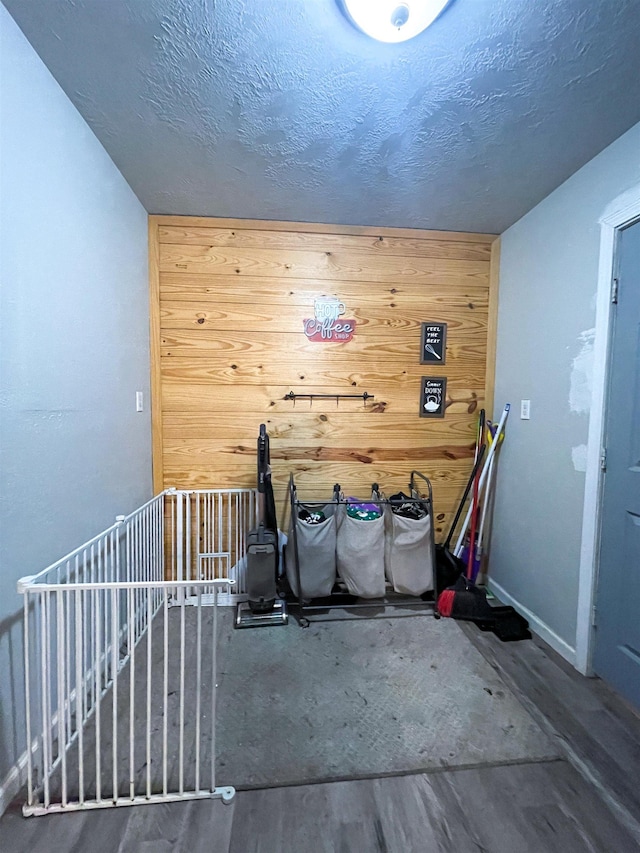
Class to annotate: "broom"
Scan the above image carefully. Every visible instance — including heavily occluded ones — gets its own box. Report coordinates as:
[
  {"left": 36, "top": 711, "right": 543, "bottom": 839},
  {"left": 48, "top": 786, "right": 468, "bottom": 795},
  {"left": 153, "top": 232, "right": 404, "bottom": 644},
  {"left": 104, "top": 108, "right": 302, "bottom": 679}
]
[
  {"left": 435, "top": 444, "right": 486, "bottom": 593},
  {"left": 438, "top": 572, "right": 531, "bottom": 641},
  {"left": 437, "top": 439, "right": 491, "bottom": 619},
  {"left": 438, "top": 405, "right": 509, "bottom": 620}
]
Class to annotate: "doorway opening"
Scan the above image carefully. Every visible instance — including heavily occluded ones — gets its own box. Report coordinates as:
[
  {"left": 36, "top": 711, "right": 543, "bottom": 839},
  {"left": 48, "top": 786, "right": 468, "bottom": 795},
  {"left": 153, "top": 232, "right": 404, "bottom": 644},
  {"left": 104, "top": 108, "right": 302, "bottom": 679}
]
[{"left": 576, "top": 184, "right": 640, "bottom": 689}]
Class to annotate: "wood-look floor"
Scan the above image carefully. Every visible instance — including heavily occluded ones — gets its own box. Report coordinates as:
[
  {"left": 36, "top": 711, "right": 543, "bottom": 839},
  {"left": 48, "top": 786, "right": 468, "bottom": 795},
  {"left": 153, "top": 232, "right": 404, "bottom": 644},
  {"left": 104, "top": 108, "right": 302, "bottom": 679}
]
[{"left": 3, "top": 625, "right": 640, "bottom": 853}]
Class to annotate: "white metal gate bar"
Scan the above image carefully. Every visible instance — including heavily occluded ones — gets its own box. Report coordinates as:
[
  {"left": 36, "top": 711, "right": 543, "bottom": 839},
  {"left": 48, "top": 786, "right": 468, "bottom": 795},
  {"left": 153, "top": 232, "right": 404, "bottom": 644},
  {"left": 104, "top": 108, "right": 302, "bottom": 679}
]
[
  {"left": 20, "top": 579, "right": 234, "bottom": 817},
  {"left": 18, "top": 490, "right": 243, "bottom": 818},
  {"left": 169, "top": 488, "right": 258, "bottom": 602}
]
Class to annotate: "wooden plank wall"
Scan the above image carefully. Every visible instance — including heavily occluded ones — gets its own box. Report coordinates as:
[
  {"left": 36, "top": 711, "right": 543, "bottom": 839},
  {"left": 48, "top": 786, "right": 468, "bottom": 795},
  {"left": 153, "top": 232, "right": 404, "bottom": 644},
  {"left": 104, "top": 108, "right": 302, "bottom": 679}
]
[{"left": 149, "top": 216, "right": 498, "bottom": 539}]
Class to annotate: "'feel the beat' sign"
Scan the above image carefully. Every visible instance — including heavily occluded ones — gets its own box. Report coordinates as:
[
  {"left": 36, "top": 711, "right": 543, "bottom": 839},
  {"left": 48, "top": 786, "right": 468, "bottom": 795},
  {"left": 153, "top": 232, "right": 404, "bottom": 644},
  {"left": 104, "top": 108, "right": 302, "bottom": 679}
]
[{"left": 303, "top": 296, "right": 355, "bottom": 342}]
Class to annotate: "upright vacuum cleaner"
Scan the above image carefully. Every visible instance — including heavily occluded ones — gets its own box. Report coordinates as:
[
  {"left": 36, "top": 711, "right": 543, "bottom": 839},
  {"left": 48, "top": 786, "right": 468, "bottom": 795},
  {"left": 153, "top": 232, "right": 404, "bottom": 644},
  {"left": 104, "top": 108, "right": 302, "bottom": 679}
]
[{"left": 235, "top": 424, "right": 288, "bottom": 628}]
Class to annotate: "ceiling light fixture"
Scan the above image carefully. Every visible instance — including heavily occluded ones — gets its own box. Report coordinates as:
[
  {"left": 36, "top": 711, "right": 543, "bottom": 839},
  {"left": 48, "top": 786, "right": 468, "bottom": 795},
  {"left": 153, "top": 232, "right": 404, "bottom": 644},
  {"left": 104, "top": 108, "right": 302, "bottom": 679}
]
[{"left": 340, "top": 0, "right": 452, "bottom": 43}]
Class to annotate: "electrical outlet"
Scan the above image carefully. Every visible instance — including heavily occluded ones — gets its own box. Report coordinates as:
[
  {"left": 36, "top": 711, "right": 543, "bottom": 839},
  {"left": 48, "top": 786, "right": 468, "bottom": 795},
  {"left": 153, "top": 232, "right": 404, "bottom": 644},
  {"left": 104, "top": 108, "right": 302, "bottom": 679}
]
[
  {"left": 520, "top": 399, "right": 531, "bottom": 420},
  {"left": 136, "top": 391, "right": 144, "bottom": 412}
]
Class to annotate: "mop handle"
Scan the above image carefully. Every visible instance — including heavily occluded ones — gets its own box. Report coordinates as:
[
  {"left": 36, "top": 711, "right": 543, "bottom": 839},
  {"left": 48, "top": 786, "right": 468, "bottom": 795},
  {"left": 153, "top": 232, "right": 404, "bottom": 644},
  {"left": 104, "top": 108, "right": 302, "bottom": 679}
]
[
  {"left": 453, "top": 403, "right": 510, "bottom": 557},
  {"left": 443, "top": 445, "right": 486, "bottom": 549},
  {"left": 466, "top": 444, "right": 482, "bottom": 580},
  {"left": 475, "top": 452, "right": 495, "bottom": 559}
]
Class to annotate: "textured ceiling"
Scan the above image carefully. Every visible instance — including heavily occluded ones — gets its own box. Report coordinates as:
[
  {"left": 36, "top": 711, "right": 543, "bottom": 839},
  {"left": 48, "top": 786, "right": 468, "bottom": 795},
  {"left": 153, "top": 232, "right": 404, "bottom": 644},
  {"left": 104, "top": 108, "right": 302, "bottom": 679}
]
[{"left": 4, "top": 0, "right": 640, "bottom": 233}]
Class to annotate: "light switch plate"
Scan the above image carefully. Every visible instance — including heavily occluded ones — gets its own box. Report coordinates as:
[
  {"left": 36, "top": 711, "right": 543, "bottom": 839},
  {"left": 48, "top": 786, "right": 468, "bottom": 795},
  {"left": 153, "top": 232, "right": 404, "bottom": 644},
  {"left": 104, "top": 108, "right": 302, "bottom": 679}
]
[
  {"left": 136, "top": 391, "right": 144, "bottom": 412},
  {"left": 520, "top": 399, "right": 530, "bottom": 420}
]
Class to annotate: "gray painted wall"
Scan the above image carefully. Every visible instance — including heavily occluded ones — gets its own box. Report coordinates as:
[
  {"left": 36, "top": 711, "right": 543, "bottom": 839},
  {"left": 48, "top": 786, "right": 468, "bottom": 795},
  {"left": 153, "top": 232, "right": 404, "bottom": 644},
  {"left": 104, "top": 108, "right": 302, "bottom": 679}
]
[
  {"left": 490, "top": 119, "right": 640, "bottom": 653},
  {"left": 0, "top": 4, "right": 151, "bottom": 794}
]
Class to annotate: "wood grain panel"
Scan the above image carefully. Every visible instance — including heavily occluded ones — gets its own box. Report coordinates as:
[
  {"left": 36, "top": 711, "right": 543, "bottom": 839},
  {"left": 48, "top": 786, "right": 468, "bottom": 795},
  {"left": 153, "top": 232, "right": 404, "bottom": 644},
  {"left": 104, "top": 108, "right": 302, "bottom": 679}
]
[
  {"left": 160, "top": 382, "right": 484, "bottom": 415},
  {"left": 159, "top": 301, "right": 488, "bottom": 334},
  {"left": 164, "top": 439, "right": 476, "bottom": 464},
  {"left": 159, "top": 244, "right": 489, "bottom": 284},
  {"left": 162, "top": 412, "right": 477, "bottom": 442},
  {"left": 485, "top": 237, "right": 501, "bottom": 418},
  {"left": 149, "top": 219, "right": 163, "bottom": 493},
  {"left": 160, "top": 358, "right": 484, "bottom": 388},
  {"left": 150, "top": 216, "right": 498, "bottom": 528},
  {"left": 160, "top": 331, "right": 487, "bottom": 361},
  {"left": 162, "top": 460, "right": 470, "bottom": 493},
  {"left": 159, "top": 273, "right": 489, "bottom": 305},
  {"left": 158, "top": 224, "right": 492, "bottom": 260},
  {"left": 153, "top": 214, "right": 496, "bottom": 242}
]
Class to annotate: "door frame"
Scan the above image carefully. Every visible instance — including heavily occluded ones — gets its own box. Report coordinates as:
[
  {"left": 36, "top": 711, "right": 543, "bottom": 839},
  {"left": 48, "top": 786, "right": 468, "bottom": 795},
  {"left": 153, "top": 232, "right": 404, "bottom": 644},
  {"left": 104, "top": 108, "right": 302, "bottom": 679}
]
[{"left": 576, "top": 182, "right": 640, "bottom": 675}]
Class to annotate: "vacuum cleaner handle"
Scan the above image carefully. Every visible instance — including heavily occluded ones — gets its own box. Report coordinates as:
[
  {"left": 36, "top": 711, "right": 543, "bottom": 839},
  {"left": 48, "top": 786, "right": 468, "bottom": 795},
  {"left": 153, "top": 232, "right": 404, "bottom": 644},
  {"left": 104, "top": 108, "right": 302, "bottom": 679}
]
[{"left": 257, "top": 423, "right": 270, "bottom": 494}]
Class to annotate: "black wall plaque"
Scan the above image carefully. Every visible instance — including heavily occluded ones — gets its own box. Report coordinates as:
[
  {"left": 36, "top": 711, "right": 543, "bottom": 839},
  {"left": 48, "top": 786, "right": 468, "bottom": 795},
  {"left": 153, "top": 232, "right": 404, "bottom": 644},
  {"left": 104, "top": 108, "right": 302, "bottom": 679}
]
[
  {"left": 420, "top": 377, "right": 447, "bottom": 418},
  {"left": 420, "top": 323, "right": 447, "bottom": 364}
]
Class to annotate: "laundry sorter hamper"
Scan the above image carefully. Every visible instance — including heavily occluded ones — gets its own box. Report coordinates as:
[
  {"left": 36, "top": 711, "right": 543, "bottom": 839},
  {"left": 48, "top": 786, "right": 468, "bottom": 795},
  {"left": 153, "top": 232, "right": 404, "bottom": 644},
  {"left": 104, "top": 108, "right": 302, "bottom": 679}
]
[
  {"left": 335, "top": 493, "right": 386, "bottom": 599},
  {"left": 284, "top": 480, "right": 340, "bottom": 600},
  {"left": 381, "top": 470, "right": 435, "bottom": 596},
  {"left": 284, "top": 471, "right": 436, "bottom": 624}
]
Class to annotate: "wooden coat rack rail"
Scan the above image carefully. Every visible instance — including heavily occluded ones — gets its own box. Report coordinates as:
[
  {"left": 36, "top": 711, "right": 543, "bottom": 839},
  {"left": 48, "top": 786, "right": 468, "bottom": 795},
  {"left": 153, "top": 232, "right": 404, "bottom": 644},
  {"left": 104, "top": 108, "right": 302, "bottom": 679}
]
[{"left": 284, "top": 391, "right": 374, "bottom": 407}]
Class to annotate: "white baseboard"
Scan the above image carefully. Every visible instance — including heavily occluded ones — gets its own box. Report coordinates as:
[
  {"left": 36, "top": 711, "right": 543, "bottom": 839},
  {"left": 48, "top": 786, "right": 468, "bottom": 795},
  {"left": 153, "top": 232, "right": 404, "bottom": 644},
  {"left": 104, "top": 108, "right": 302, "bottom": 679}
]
[{"left": 487, "top": 578, "right": 577, "bottom": 667}]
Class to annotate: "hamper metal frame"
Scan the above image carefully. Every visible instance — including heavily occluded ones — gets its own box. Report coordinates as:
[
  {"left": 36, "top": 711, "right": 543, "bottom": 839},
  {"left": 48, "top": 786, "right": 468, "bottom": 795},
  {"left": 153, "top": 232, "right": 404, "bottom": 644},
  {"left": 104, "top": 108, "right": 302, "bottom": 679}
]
[{"left": 286, "top": 470, "right": 437, "bottom": 626}]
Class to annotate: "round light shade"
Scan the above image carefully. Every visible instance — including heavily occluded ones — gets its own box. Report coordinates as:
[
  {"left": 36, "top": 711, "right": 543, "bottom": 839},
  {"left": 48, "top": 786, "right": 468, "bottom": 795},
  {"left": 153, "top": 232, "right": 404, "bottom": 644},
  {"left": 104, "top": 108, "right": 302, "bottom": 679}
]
[{"left": 342, "top": 0, "right": 451, "bottom": 43}]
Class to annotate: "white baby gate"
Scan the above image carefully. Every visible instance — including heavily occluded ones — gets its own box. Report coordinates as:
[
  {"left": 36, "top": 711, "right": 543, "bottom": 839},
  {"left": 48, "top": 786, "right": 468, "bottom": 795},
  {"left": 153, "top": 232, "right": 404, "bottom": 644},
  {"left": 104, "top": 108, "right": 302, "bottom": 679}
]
[{"left": 18, "top": 488, "right": 258, "bottom": 817}]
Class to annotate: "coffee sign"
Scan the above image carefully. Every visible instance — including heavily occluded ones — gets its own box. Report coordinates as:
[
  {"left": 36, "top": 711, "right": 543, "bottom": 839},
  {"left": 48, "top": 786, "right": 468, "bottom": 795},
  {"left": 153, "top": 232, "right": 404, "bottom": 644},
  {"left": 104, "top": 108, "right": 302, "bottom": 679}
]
[{"left": 303, "top": 296, "right": 355, "bottom": 342}]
